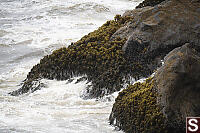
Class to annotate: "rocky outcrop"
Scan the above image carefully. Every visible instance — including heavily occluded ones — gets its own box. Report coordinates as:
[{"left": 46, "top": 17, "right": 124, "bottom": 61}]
[
  {"left": 109, "top": 0, "right": 200, "bottom": 132},
  {"left": 155, "top": 43, "right": 200, "bottom": 131},
  {"left": 109, "top": 43, "right": 200, "bottom": 133},
  {"left": 115, "top": 0, "right": 200, "bottom": 60},
  {"left": 114, "top": 0, "right": 200, "bottom": 46},
  {"left": 109, "top": 77, "right": 167, "bottom": 133},
  {"left": 9, "top": 0, "right": 200, "bottom": 132},
  {"left": 110, "top": 0, "right": 200, "bottom": 85},
  {"left": 10, "top": 0, "right": 200, "bottom": 98},
  {"left": 10, "top": 15, "right": 145, "bottom": 98}
]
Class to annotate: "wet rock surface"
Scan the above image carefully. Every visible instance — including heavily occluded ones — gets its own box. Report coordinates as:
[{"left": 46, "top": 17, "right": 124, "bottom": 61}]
[
  {"left": 109, "top": 0, "right": 200, "bottom": 132},
  {"left": 10, "top": 15, "right": 145, "bottom": 98},
  {"left": 109, "top": 77, "right": 167, "bottom": 133},
  {"left": 10, "top": 0, "right": 200, "bottom": 100},
  {"left": 9, "top": 0, "right": 200, "bottom": 132},
  {"left": 109, "top": 43, "right": 200, "bottom": 133}
]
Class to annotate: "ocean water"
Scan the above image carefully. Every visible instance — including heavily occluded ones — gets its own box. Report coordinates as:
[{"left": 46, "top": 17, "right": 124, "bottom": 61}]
[{"left": 0, "top": 0, "right": 142, "bottom": 132}]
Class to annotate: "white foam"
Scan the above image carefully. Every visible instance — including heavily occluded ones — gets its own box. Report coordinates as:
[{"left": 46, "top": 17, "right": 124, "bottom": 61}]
[
  {"left": 0, "top": 77, "right": 124, "bottom": 132},
  {"left": 0, "top": 0, "right": 143, "bottom": 132}
]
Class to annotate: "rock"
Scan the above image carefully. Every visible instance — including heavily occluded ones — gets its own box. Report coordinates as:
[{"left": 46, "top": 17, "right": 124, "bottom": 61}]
[
  {"left": 109, "top": 77, "right": 167, "bottom": 133},
  {"left": 9, "top": 15, "right": 140, "bottom": 98},
  {"left": 155, "top": 43, "right": 200, "bottom": 131},
  {"left": 113, "top": 0, "right": 200, "bottom": 67},
  {"left": 9, "top": 78, "right": 45, "bottom": 96},
  {"left": 9, "top": 0, "right": 200, "bottom": 99},
  {"left": 109, "top": 43, "right": 200, "bottom": 133},
  {"left": 135, "top": 0, "right": 166, "bottom": 9}
]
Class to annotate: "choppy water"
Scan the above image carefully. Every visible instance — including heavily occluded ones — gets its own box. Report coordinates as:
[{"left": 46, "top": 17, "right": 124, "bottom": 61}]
[{"left": 0, "top": 0, "right": 142, "bottom": 132}]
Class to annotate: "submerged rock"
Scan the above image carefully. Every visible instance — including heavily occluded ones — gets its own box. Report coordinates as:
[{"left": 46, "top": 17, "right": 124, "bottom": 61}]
[{"left": 10, "top": 78, "right": 45, "bottom": 96}]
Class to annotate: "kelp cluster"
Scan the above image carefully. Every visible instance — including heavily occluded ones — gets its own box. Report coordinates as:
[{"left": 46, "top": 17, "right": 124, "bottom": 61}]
[
  {"left": 10, "top": 15, "right": 150, "bottom": 98},
  {"left": 109, "top": 77, "right": 167, "bottom": 133},
  {"left": 136, "top": 0, "right": 166, "bottom": 8}
]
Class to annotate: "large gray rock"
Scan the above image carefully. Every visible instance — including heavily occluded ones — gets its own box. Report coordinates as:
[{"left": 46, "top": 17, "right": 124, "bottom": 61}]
[
  {"left": 155, "top": 43, "right": 200, "bottom": 130},
  {"left": 112, "top": 0, "right": 200, "bottom": 57}
]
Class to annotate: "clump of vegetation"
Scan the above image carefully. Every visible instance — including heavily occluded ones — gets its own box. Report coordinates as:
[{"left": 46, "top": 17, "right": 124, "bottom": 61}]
[
  {"left": 10, "top": 0, "right": 174, "bottom": 98},
  {"left": 109, "top": 77, "right": 167, "bottom": 133},
  {"left": 11, "top": 14, "right": 151, "bottom": 98},
  {"left": 136, "top": 0, "right": 166, "bottom": 8}
]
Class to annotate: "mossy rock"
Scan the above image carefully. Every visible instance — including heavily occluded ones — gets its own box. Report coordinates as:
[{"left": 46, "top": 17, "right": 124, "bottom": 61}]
[
  {"left": 10, "top": 15, "right": 151, "bottom": 98},
  {"left": 109, "top": 77, "right": 167, "bottom": 133},
  {"left": 10, "top": 0, "right": 200, "bottom": 98}
]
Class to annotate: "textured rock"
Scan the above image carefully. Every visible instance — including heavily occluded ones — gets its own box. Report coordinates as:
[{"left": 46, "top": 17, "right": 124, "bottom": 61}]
[
  {"left": 10, "top": 78, "right": 45, "bottom": 96},
  {"left": 109, "top": 0, "right": 200, "bottom": 132},
  {"left": 109, "top": 77, "right": 168, "bottom": 133},
  {"left": 9, "top": 15, "right": 144, "bottom": 98},
  {"left": 136, "top": 0, "right": 166, "bottom": 9},
  {"left": 113, "top": 0, "right": 200, "bottom": 62},
  {"left": 9, "top": 0, "right": 200, "bottom": 99},
  {"left": 155, "top": 43, "right": 200, "bottom": 131},
  {"left": 109, "top": 43, "right": 200, "bottom": 133}
]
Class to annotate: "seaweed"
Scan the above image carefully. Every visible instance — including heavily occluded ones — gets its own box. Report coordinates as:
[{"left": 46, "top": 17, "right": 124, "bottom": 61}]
[
  {"left": 11, "top": 15, "right": 149, "bottom": 98},
  {"left": 109, "top": 77, "right": 167, "bottom": 133}
]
